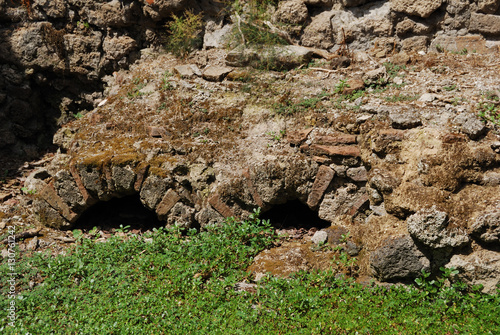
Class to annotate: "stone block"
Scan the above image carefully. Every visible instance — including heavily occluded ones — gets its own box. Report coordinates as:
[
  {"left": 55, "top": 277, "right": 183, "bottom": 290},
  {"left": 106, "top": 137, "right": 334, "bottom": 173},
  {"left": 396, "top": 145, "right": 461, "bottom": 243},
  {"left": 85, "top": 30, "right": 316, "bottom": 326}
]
[
  {"left": 307, "top": 165, "right": 335, "bottom": 209},
  {"left": 156, "top": 189, "right": 181, "bottom": 220},
  {"left": 346, "top": 166, "right": 368, "bottom": 182},
  {"left": 39, "top": 183, "right": 78, "bottom": 223},
  {"left": 309, "top": 144, "right": 361, "bottom": 157},
  {"left": 470, "top": 13, "right": 500, "bottom": 36},
  {"left": 202, "top": 66, "right": 233, "bottom": 82},
  {"left": 69, "top": 162, "right": 96, "bottom": 205},
  {"left": 315, "top": 134, "right": 357, "bottom": 145},
  {"left": 208, "top": 193, "right": 234, "bottom": 218},
  {"left": 391, "top": 0, "right": 443, "bottom": 18},
  {"left": 370, "top": 235, "right": 430, "bottom": 281},
  {"left": 134, "top": 163, "right": 149, "bottom": 192},
  {"left": 287, "top": 128, "right": 313, "bottom": 146}
]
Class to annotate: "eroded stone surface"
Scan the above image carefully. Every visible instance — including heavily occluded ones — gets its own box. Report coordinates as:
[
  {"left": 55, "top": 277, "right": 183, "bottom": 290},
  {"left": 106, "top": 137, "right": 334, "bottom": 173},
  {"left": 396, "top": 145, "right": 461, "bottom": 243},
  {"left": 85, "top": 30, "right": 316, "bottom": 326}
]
[
  {"left": 370, "top": 235, "right": 430, "bottom": 281},
  {"left": 407, "top": 206, "right": 470, "bottom": 249}
]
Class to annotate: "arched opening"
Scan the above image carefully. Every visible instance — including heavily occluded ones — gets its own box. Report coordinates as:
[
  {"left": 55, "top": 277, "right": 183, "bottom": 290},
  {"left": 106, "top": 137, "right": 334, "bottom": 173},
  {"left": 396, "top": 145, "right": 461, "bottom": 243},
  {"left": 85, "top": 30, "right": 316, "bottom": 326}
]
[
  {"left": 74, "top": 194, "right": 164, "bottom": 233},
  {"left": 261, "top": 199, "right": 330, "bottom": 230}
]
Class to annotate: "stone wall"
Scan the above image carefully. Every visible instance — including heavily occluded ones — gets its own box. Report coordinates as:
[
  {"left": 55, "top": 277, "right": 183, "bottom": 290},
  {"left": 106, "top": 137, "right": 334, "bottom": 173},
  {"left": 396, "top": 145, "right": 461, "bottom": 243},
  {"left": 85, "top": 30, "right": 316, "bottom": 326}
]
[{"left": 2, "top": 0, "right": 500, "bottom": 160}]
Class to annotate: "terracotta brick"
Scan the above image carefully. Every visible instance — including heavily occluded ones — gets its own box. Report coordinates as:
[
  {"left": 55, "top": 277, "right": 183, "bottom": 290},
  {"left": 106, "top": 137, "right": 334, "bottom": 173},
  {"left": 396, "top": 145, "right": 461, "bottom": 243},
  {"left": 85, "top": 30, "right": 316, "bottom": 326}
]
[
  {"left": 379, "top": 129, "right": 405, "bottom": 141},
  {"left": 69, "top": 162, "right": 97, "bottom": 206},
  {"left": 307, "top": 165, "right": 335, "bottom": 209},
  {"left": 242, "top": 169, "right": 264, "bottom": 208},
  {"left": 300, "top": 143, "right": 310, "bottom": 151},
  {"left": 310, "top": 144, "right": 361, "bottom": 157},
  {"left": 39, "top": 184, "right": 79, "bottom": 223},
  {"left": 156, "top": 189, "right": 181, "bottom": 220},
  {"left": 312, "top": 156, "right": 331, "bottom": 164},
  {"left": 134, "top": 163, "right": 149, "bottom": 192},
  {"left": 102, "top": 164, "right": 115, "bottom": 193},
  {"left": 208, "top": 193, "right": 234, "bottom": 218},
  {"left": 347, "top": 194, "right": 370, "bottom": 216},
  {"left": 287, "top": 128, "right": 313, "bottom": 145},
  {"left": 316, "top": 134, "right": 357, "bottom": 145}
]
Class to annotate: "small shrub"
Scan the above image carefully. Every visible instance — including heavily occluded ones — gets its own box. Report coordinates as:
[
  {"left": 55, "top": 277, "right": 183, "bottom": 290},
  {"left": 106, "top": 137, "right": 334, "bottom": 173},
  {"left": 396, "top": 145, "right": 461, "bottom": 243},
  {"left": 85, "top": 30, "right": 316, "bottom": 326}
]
[{"left": 165, "top": 10, "right": 203, "bottom": 58}]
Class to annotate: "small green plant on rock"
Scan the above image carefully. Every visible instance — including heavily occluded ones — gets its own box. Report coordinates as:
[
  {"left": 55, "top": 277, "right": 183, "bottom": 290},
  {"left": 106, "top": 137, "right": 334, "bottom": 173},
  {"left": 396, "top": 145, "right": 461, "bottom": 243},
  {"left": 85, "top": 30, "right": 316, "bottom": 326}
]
[
  {"left": 334, "top": 79, "right": 349, "bottom": 94},
  {"left": 165, "top": 10, "right": 203, "bottom": 58},
  {"left": 478, "top": 102, "right": 500, "bottom": 126}
]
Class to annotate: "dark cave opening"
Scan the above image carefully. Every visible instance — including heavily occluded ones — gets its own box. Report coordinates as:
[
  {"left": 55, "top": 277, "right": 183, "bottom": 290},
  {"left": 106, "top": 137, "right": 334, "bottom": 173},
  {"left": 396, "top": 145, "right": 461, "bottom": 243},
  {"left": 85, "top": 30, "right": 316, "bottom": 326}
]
[
  {"left": 74, "top": 194, "right": 164, "bottom": 233},
  {"left": 261, "top": 200, "right": 330, "bottom": 230}
]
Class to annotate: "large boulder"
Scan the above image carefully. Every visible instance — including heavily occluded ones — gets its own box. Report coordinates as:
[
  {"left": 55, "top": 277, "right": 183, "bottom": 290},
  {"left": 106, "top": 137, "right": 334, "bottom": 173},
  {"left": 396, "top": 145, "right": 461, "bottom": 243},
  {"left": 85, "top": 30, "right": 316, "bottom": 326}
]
[
  {"left": 446, "top": 249, "right": 500, "bottom": 294},
  {"left": 407, "top": 206, "right": 470, "bottom": 249},
  {"left": 301, "top": 11, "right": 334, "bottom": 49},
  {"left": 370, "top": 235, "right": 430, "bottom": 281},
  {"left": 471, "top": 210, "right": 500, "bottom": 245}
]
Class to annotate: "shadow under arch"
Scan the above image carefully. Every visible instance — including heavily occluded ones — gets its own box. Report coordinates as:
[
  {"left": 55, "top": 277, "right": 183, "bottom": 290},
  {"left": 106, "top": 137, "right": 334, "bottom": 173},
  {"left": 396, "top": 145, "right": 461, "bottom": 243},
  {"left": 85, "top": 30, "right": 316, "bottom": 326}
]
[{"left": 72, "top": 194, "right": 165, "bottom": 233}]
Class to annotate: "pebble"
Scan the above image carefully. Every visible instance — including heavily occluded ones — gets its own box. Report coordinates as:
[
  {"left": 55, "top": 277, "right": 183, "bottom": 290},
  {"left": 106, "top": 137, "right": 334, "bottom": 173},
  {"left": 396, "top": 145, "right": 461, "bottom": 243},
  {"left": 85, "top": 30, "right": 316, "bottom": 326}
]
[{"left": 311, "top": 230, "right": 328, "bottom": 245}]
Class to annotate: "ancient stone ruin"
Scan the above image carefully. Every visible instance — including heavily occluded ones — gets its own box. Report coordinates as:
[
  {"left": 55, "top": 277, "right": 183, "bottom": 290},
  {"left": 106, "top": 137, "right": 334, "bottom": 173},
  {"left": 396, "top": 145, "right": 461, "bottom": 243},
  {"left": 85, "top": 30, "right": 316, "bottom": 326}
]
[{"left": 1, "top": 0, "right": 500, "bottom": 292}]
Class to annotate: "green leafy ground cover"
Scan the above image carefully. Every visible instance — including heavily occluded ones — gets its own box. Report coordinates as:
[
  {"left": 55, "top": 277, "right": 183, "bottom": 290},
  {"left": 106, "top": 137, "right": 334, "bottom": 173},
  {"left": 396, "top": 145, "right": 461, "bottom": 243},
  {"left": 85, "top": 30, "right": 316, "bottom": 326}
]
[{"left": 1, "top": 212, "right": 499, "bottom": 334}]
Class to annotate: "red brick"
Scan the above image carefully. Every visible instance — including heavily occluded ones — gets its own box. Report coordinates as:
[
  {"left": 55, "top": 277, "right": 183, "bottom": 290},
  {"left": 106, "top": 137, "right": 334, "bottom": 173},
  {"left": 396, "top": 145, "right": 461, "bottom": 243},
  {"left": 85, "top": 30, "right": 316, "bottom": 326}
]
[
  {"left": 379, "top": 129, "right": 405, "bottom": 141},
  {"left": 287, "top": 128, "right": 313, "bottom": 145},
  {"left": 134, "top": 163, "right": 149, "bottom": 192},
  {"left": 69, "top": 163, "right": 97, "bottom": 206},
  {"left": 307, "top": 165, "right": 335, "bottom": 209},
  {"left": 208, "top": 193, "right": 234, "bottom": 218},
  {"left": 312, "top": 156, "right": 331, "bottom": 164},
  {"left": 347, "top": 194, "right": 370, "bottom": 216},
  {"left": 156, "top": 189, "right": 180, "bottom": 220},
  {"left": 309, "top": 144, "right": 361, "bottom": 157},
  {"left": 316, "top": 134, "right": 357, "bottom": 145},
  {"left": 39, "top": 183, "right": 79, "bottom": 223},
  {"left": 102, "top": 164, "right": 115, "bottom": 193}
]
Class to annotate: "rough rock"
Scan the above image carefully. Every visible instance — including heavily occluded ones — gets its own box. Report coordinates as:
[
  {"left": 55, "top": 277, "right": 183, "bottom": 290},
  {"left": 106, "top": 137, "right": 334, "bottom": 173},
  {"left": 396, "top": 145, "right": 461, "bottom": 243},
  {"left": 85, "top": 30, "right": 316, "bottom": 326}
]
[
  {"left": 203, "top": 20, "right": 232, "bottom": 49},
  {"left": 166, "top": 202, "right": 195, "bottom": 229},
  {"left": 469, "top": 13, "right": 500, "bottom": 36},
  {"left": 407, "top": 206, "right": 470, "bottom": 249},
  {"left": 363, "top": 67, "right": 388, "bottom": 86},
  {"left": 311, "top": 230, "right": 329, "bottom": 244},
  {"left": 346, "top": 166, "right": 368, "bottom": 182},
  {"left": 476, "top": 0, "right": 500, "bottom": 14},
  {"left": 330, "top": 2, "right": 393, "bottom": 50},
  {"left": 174, "top": 64, "right": 202, "bottom": 78},
  {"left": 307, "top": 165, "right": 335, "bottom": 209},
  {"left": 445, "top": 250, "right": 500, "bottom": 294},
  {"left": 389, "top": 110, "right": 422, "bottom": 129},
  {"left": 275, "top": 0, "right": 309, "bottom": 25},
  {"left": 301, "top": 11, "right": 334, "bottom": 49},
  {"left": 391, "top": 0, "right": 443, "bottom": 18},
  {"left": 430, "top": 35, "right": 500, "bottom": 54},
  {"left": 318, "top": 184, "right": 369, "bottom": 221},
  {"left": 401, "top": 36, "right": 429, "bottom": 52},
  {"left": 471, "top": 210, "right": 500, "bottom": 244},
  {"left": 247, "top": 241, "right": 334, "bottom": 280},
  {"left": 139, "top": 175, "right": 171, "bottom": 210},
  {"left": 202, "top": 65, "right": 233, "bottom": 82},
  {"left": 370, "top": 235, "right": 430, "bottom": 281},
  {"left": 461, "top": 116, "right": 487, "bottom": 140},
  {"left": 368, "top": 169, "right": 400, "bottom": 194}
]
